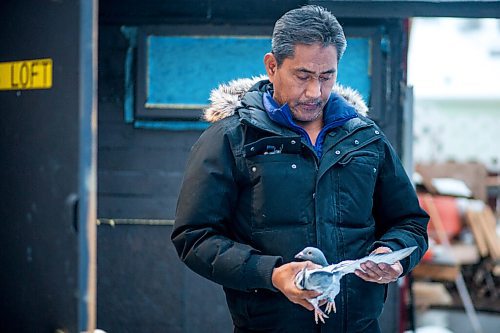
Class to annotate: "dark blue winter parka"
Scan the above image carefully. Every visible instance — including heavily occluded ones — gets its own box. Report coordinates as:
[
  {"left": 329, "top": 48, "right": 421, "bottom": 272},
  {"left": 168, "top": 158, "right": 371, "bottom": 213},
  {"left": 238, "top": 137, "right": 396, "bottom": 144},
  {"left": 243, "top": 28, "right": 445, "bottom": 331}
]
[{"left": 171, "top": 78, "right": 429, "bottom": 333}]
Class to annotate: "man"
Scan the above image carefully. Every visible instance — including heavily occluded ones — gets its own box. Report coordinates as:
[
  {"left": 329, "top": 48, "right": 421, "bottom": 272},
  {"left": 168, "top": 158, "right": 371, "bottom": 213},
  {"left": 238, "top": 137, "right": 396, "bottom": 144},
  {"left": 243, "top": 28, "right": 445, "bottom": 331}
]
[{"left": 171, "top": 5, "right": 428, "bottom": 332}]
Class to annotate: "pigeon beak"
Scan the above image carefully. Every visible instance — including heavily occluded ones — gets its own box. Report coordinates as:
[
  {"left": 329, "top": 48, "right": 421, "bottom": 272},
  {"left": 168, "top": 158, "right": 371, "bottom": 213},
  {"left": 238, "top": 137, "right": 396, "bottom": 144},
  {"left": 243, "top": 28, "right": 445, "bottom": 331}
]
[{"left": 294, "top": 252, "right": 304, "bottom": 260}]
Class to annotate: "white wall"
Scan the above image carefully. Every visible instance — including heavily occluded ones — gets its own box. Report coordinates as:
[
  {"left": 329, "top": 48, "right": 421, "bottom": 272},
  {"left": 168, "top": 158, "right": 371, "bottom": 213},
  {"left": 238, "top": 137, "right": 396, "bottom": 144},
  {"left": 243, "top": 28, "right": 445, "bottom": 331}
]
[
  {"left": 413, "top": 99, "right": 500, "bottom": 171},
  {"left": 408, "top": 18, "right": 500, "bottom": 171}
]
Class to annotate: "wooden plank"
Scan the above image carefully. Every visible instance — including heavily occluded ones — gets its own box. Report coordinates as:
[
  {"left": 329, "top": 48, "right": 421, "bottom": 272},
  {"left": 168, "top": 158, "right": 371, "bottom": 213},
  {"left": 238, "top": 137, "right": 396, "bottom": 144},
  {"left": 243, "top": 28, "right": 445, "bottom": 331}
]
[
  {"left": 486, "top": 176, "right": 500, "bottom": 187},
  {"left": 413, "top": 281, "right": 452, "bottom": 308},
  {"left": 98, "top": 170, "right": 183, "bottom": 196},
  {"left": 465, "top": 210, "right": 489, "bottom": 257},
  {"left": 416, "top": 163, "right": 488, "bottom": 202},
  {"left": 413, "top": 262, "right": 460, "bottom": 282},
  {"left": 98, "top": 123, "right": 200, "bottom": 149},
  {"left": 98, "top": 146, "right": 190, "bottom": 171},
  {"left": 449, "top": 243, "right": 479, "bottom": 265},
  {"left": 493, "top": 264, "right": 500, "bottom": 277},
  {"left": 96, "top": 224, "right": 233, "bottom": 332},
  {"left": 98, "top": 101, "right": 128, "bottom": 124},
  {"left": 99, "top": 0, "right": 500, "bottom": 24},
  {"left": 480, "top": 207, "right": 500, "bottom": 260},
  {"left": 98, "top": 195, "right": 179, "bottom": 219}
]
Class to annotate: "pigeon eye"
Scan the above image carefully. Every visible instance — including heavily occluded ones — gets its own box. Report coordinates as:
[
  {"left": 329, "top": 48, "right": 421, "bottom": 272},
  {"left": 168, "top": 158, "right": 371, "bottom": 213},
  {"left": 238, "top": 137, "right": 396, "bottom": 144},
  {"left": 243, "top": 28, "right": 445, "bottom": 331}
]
[{"left": 307, "top": 251, "right": 312, "bottom": 255}]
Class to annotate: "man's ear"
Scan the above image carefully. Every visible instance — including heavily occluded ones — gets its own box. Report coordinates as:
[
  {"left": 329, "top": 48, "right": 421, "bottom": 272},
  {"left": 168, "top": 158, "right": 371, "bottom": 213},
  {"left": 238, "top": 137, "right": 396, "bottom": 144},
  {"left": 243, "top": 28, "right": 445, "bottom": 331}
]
[{"left": 264, "top": 53, "right": 278, "bottom": 82}]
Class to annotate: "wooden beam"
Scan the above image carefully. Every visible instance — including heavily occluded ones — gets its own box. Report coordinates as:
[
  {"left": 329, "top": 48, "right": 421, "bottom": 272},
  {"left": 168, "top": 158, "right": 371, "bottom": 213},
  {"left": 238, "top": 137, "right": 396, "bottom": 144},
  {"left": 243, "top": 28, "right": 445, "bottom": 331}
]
[
  {"left": 480, "top": 206, "right": 500, "bottom": 260},
  {"left": 465, "top": 210, "right": 490, "bottom": 257},
  {"left": 413, "top": 262, "right": 460, "bottom": 281},
  {"left": 312, "top": 1, "right": 500, "bottom": 18}
]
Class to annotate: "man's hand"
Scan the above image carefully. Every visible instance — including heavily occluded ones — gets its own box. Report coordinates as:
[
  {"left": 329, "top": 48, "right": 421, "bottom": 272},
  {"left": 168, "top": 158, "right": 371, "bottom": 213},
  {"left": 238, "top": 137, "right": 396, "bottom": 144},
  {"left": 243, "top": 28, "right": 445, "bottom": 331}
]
[
  {"left": 272, "top": 261, "right": 322, "bottom": 311},
  {"left": 354, "top": 247, "right": 403, "bottom": 284}
]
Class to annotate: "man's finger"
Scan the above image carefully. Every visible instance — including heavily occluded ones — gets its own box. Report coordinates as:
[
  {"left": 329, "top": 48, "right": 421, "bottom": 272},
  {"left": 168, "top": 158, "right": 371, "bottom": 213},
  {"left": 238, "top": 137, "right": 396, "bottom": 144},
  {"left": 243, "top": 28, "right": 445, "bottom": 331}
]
[
  {"left": 376, "top": 263, "right": 395, "bottom": 274},
  {"left": 300, "top": 289, "right": 321, "bottom": 299},
  {"left": 355, "top": 269, "right": 384, "bottom": 283},
  {"left": 295, "top": 298, "right": 314, "bottom": 311},
  {"left": 360, "top": 261, "right": 385, "bottom": 279},
  {"left": 355, "top": 269, "right": 372, "bottom": 280},
  {"left": 371, "top": 246, "right": 392, "bottom": 255}
]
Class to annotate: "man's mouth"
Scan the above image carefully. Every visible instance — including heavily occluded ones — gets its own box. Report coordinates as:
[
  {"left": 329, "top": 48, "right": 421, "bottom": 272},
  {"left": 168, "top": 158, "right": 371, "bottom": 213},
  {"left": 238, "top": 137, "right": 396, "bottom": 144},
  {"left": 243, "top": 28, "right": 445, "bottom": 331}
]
[{"left": 298, "top": 102, "right": 321, "bottom": 111}]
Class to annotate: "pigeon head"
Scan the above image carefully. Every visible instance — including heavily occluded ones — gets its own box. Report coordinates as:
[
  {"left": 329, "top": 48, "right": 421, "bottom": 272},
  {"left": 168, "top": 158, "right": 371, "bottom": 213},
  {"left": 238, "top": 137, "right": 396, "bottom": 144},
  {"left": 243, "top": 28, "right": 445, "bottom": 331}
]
[{"left": 294, "top": 247, "right": 329, "bottom": 267}]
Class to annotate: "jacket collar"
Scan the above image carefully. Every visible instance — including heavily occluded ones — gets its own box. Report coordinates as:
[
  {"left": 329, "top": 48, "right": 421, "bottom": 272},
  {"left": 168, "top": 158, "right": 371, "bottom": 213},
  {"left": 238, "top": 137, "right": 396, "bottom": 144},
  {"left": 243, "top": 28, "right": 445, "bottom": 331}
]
[{"left": 203, "top": 76, "right": 369, "bottom": 123}]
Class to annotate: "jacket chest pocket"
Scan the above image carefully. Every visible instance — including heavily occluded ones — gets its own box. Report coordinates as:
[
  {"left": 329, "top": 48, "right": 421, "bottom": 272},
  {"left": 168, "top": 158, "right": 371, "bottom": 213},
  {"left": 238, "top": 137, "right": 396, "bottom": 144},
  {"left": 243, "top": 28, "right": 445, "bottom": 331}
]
[
  {"left": 244, "top": 136, "right": 315, "bottom": 230},
  {"left": 334, "top": 150, "right": 379, "bottom": 226}
]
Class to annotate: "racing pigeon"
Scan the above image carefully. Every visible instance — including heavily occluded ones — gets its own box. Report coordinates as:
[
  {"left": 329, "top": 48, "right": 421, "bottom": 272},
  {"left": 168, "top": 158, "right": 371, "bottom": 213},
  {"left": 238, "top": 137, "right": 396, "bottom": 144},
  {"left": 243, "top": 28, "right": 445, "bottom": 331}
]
[
  {"left": 294, "top": 246, "right": 417, "bottom": 324},
  {"left": 294, "top": 247, "right": 329, "bottom": 267}
]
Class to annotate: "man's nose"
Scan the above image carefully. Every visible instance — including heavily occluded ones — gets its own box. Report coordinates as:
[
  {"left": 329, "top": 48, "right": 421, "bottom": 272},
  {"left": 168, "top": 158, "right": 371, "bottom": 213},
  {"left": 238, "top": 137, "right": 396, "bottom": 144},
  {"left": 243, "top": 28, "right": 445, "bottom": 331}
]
[{"left": 305, "top": 79, "right": 321, "bottom": 99}]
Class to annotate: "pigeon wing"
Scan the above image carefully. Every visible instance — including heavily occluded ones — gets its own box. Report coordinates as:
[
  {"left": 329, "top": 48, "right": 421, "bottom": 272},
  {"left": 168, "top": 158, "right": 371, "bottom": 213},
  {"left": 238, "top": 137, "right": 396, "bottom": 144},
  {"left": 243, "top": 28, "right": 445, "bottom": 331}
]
[
  {"left": 326, "top": 246, "right": 418, "bottom": 276},
  {"left": 299, "top": 268, "right": 334, "bottom": 293},
  {"left": 364, "top": 246, "right": 417, "bottom": 265}
]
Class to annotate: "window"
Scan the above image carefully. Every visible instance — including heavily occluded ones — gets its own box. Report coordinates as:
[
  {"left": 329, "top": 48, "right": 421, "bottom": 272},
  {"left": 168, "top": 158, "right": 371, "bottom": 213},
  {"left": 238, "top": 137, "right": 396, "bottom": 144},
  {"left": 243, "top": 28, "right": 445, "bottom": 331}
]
[{"left": 124, "top": 25, "right": 381, "bottom": 129}]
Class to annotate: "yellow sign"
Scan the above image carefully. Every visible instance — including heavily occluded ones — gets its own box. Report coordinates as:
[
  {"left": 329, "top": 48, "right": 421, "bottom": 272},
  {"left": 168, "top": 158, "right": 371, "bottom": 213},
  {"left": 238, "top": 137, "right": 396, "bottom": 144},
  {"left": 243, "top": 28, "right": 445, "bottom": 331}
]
[{"left": 0, "top": 58, "right": 52, "bottom": 90}]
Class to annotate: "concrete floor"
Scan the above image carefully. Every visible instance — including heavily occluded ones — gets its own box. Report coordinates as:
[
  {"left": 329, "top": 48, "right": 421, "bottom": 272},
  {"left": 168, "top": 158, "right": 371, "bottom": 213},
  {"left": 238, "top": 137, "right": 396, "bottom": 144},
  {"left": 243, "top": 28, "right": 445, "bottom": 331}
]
[{"left": 414, "top": 308, "right": 500, "bottom": 333}]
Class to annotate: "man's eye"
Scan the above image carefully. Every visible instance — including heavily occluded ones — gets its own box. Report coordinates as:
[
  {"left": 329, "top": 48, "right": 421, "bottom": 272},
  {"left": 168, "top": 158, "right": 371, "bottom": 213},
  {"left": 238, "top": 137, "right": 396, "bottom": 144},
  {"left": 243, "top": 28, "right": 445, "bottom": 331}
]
[
  {"left": 297, "top": 75, "right": 309, "bottom": 81},
  {"left": 320, "top": 76, "right": 333, "bottom": 82}
]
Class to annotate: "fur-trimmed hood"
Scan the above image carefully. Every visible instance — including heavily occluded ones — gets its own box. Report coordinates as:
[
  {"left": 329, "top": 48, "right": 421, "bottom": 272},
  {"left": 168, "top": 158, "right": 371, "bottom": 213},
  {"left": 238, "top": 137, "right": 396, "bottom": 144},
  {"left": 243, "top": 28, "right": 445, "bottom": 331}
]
[{"left": 203, "top": 76, "right": 368, "bottom": 123}]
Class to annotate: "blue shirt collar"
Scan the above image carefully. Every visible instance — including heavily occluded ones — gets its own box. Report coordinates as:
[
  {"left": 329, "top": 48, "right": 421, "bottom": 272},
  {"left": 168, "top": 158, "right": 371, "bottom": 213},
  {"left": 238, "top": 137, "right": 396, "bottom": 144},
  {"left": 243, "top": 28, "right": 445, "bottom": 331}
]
[{"left": 262, "top": 91, "right": 358, "bottom": 157}]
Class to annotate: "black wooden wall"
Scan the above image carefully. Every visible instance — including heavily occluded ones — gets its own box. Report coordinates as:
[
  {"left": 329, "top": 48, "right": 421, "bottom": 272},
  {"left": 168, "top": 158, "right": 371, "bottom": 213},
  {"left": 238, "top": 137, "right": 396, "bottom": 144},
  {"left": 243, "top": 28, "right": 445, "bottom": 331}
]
[{"left": 97, "top": 27, "right": 232, "bottom": 332}]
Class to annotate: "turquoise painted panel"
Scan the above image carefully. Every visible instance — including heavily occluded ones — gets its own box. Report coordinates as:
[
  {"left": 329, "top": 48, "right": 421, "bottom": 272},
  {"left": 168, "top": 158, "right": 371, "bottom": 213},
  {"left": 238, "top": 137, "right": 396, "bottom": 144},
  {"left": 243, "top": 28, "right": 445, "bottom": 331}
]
[
  {"left": 146, "top": 36, "right": 371, "bottom": 108},
  {"left": 338, "top": 38, "right": 371, "bottom": 102},
  {"left": 148, "top": 36, "right": 270, "bottom": 107}
]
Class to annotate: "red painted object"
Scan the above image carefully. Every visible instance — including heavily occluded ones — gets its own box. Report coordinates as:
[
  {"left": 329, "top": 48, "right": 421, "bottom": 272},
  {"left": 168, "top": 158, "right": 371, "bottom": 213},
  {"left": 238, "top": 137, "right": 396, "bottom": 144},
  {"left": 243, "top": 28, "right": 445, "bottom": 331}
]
[{"left": 418, "top": 194, "right": 462, "bottom": 243}]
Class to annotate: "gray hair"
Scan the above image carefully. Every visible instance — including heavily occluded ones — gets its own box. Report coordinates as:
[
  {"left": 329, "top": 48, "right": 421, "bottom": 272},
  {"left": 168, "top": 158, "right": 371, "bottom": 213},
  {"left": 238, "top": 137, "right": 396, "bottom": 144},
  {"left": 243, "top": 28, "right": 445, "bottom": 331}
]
[{"left": 272, "top": 5, "right": 347, "bottom": 66}]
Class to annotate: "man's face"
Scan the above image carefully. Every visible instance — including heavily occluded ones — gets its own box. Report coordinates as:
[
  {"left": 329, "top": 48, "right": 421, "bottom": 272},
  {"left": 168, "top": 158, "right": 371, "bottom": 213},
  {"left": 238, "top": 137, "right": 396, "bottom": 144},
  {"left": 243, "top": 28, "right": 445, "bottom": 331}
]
[{"left": 265, "top": 43, "right": 338, "bottom": 123}]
